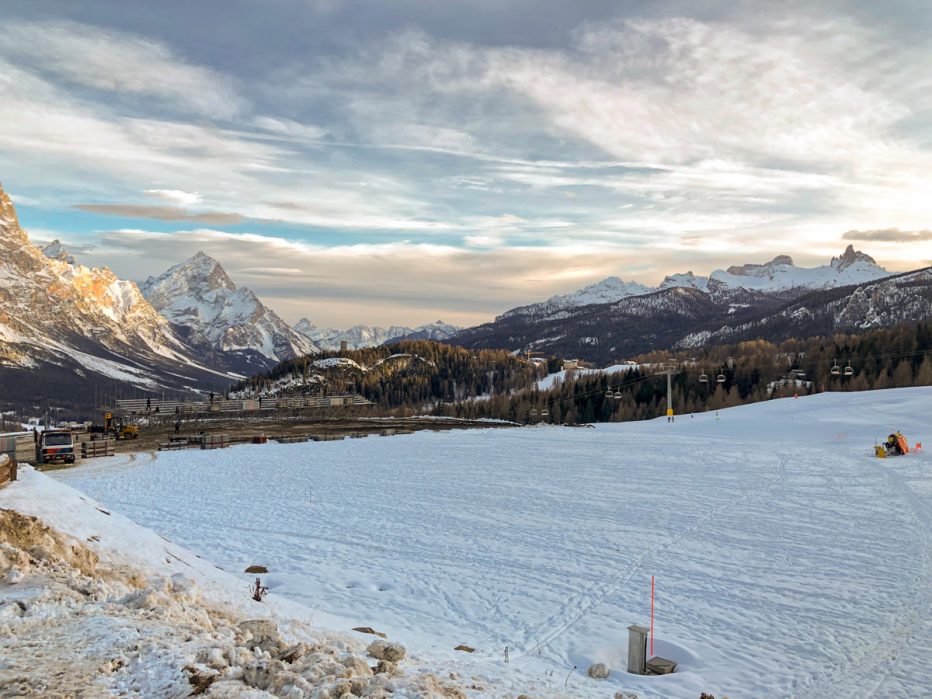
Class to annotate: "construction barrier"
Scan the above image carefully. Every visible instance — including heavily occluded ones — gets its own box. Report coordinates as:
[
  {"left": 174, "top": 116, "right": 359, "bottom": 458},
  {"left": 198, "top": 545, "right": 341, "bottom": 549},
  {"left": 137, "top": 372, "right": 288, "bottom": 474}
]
[{"left": 201, "top": 435, "right": 230, "bottom": 450}]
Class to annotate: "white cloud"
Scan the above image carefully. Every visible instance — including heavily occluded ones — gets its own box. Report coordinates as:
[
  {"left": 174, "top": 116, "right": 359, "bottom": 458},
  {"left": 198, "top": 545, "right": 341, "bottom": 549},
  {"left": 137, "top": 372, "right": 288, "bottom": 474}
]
[
  {"left": 253, "top": 116, "right": 327, "bottom": 141},
  {"left": 0, "top": 20, "right": 244, "bottom": 118},
  {"left": 144, "top": 189, "right": 202, "bottom": 206}
]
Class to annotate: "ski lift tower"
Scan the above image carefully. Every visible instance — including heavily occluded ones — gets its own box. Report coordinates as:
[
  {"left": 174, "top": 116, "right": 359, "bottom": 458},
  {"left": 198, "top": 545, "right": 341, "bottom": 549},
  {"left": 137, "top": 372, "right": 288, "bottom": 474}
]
[{"left": 658, "top": 363, "right": 680, "bottom": 419}]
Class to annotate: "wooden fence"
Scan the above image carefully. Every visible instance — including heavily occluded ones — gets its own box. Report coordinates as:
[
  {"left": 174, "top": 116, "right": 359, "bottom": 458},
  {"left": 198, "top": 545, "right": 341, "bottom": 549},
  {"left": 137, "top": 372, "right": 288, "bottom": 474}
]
[{"left": 81, "top": 440, "right": 115, "bottom": 459}]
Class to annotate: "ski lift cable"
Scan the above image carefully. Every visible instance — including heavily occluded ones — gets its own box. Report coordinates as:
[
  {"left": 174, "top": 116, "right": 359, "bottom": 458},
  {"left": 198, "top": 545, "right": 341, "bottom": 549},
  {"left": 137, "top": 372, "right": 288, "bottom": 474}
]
[{"left": 452, "top": 345, "right": 932, "bottom": 422}]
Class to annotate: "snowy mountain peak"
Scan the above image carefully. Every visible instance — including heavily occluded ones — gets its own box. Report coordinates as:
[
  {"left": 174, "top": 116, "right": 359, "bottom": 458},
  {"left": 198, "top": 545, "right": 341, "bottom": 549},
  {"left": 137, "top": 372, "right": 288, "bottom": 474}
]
[
  {"left": 659, "top": 271, "right": 709, "bottom": 291},
  {"left": 147, "top": 251, "right": 237, "bottom": 295},
  {"left": 831, "top": 244, "right": 878, "bottom": 272},
  {"left": 293, "top": 318, "right": 320, "bottom": 336},
  {"left": 725, "top": 255, "right": 794, "bottom": 277},
  {"left": 561, "top": 276, "right": 652, "bottom": 304},
  {"left": 500, "top": 275, "right": 652, "bottom": 319},
  {"left": 140, "top": 255, "right": 317, "bottom": 366},
  {"left": 41, "top": 239, "right": 76, "bottom": 265}
]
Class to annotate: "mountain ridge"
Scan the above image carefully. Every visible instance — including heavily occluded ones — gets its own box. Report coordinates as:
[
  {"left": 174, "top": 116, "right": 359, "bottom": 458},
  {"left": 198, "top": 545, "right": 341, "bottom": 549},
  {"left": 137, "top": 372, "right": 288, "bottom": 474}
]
[
  {"left": 0, "top": 183, "right": 231, "bottom": 409},
  {"left": 293, "top": 318, "right": 460, "bottom": 351}
]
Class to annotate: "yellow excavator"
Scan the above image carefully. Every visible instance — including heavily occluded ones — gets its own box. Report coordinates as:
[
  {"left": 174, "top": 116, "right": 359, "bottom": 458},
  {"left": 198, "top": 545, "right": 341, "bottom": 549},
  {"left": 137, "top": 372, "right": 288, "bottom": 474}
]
[{"left": 92, "top": 412, "right": 139, "bottom": 440}]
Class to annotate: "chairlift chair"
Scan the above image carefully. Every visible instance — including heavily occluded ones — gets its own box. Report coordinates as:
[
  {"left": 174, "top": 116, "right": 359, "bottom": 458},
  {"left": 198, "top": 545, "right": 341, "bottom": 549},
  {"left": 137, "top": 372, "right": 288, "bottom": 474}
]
[
  {"left": 530, "top": 409, "right": 538, "bottom": 416},
  {"left": 540, "top": 409, "right": 550, "bottom": 416},
  {"left": 605, "top": 390, "right": 614, "bottom": 398},
  {"left": 699, "top": 373, "right": 708, "bottom": 384},
  {"left": 844, "top": 362, "right": 854, "bottom": 377},
  {"left": 716, "top": 374, "right": 726, "bottom": 383},
  {"left": 831, "top": 361, "right": 841, "bottom": 376},
  {"left": 613, "top": 391, "right": 622, "bottom": 399}
]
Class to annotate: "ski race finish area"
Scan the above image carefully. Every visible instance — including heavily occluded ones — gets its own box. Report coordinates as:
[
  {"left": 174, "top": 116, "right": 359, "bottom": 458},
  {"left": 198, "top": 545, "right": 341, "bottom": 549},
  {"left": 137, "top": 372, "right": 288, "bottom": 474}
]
[{"left": 53, "top": 387, "right": 932, "bottom": 698}]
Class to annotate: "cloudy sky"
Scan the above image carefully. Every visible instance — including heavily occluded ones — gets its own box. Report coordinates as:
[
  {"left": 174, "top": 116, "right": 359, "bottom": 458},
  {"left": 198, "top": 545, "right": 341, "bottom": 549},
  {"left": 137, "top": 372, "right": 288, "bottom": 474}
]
[{"left": 2, "top": 0, "right": 931, "bottom": 328}]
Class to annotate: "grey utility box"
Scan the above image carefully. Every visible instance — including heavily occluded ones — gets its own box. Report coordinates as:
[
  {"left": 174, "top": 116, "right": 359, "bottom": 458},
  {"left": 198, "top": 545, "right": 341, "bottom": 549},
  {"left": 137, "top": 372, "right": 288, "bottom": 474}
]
[{"left": 627, "top": 624, "right": 648, "bottom": 674}]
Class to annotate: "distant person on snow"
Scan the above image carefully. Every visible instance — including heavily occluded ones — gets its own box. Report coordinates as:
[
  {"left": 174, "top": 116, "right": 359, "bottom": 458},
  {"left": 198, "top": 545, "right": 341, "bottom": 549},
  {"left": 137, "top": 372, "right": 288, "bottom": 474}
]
[{"left": 146, "top": 397, "right": 151, "bottom": 412}]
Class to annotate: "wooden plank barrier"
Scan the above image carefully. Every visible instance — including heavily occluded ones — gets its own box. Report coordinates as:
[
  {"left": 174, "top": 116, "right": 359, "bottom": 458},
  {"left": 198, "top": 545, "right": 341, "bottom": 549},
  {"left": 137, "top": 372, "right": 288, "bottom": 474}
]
[
  {"left": 277, "top": 436, "right": 309, "bottom": 444},
  {"left": 158, "top": 441, "right": 189, "bottom": 451},
  {"left": 81, "top": 440, "right": 115, "bottom": 458}
]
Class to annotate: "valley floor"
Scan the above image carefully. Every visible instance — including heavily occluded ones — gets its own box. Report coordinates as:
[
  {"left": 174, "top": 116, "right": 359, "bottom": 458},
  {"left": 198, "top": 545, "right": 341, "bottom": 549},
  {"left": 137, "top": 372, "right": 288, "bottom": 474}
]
[{"left": 4, "top": 386, "right": 932, "bottom": 697}]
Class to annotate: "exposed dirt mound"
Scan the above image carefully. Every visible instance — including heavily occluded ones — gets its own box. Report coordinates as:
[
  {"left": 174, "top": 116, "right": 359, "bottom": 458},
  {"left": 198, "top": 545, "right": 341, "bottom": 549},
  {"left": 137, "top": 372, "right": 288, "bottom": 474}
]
[{"left": 0, "top": 509, "right": 98, "bottom": 577}]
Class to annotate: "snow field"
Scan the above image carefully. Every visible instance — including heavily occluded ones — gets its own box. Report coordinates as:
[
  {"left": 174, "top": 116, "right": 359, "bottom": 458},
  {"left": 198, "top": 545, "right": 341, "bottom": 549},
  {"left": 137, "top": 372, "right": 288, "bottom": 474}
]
[
  {"left": 0, "top": 467, "right": 471, "bottom": 697},
  {"left": 52, "top": 387, "right": 932, "bottom": 698}
]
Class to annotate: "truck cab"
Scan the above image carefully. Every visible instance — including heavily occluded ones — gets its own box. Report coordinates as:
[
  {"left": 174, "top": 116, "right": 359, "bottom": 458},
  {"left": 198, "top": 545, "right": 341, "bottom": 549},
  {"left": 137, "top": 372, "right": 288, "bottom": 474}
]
[{"left": 36, "top": 430, "right": 76, "bottom": 465}]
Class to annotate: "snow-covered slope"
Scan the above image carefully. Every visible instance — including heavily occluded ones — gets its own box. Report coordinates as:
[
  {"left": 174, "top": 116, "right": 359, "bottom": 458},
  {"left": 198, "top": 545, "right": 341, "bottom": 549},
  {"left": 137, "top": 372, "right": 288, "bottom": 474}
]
[
  {"left": 501, "top": 276, "right": 651, "bottom": 319},
  {"left": 0, "top": 183, "right": 224, "bottom": 395},
  {"left": 49, "top": 386, "right": 932, "bottom": 698},
  {"left": 141, "top": 252, "right": 318, "bottom": 372},
  {"left": 0, "top": 465, "right": 471, "bottom": 698},
  {"left": 294, "top": 319, "right": 460, "bottom": 351}
]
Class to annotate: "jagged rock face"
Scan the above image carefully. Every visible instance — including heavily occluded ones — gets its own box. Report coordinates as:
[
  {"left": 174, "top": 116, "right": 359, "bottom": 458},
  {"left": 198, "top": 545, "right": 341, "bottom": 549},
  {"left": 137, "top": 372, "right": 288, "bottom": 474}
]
[
  {"left": 726, "top": 255, "right": 795, "bottom": 277},
  {"left": 831, "top": 244, "right": 878, "bottom": 272},
  {"left": 140, "top": 252, "right": 318, "bottom": 369},
  {"left": 293, "top": 319, "right": 460, "bottom": 351}
]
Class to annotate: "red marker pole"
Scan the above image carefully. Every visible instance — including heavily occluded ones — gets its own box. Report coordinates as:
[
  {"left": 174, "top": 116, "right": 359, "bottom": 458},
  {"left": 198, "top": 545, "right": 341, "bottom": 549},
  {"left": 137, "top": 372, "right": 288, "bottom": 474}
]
[{"left": 650, "top": 575, "right": 655, "bottom": 657}]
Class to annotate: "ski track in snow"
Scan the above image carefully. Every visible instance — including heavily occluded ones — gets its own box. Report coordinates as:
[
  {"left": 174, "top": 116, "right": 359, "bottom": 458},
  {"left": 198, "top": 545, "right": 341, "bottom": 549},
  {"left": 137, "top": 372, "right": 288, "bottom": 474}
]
[{"left": 52, "top": 387, "right": 932, "bottom": 699}]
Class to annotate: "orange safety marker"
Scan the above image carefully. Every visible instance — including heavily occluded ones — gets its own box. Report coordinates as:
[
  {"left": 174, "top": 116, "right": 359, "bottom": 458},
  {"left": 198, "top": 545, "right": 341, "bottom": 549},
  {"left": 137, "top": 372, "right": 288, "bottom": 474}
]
[{"left": 917, "top": 442, "right": 923, "bottom": 451}]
